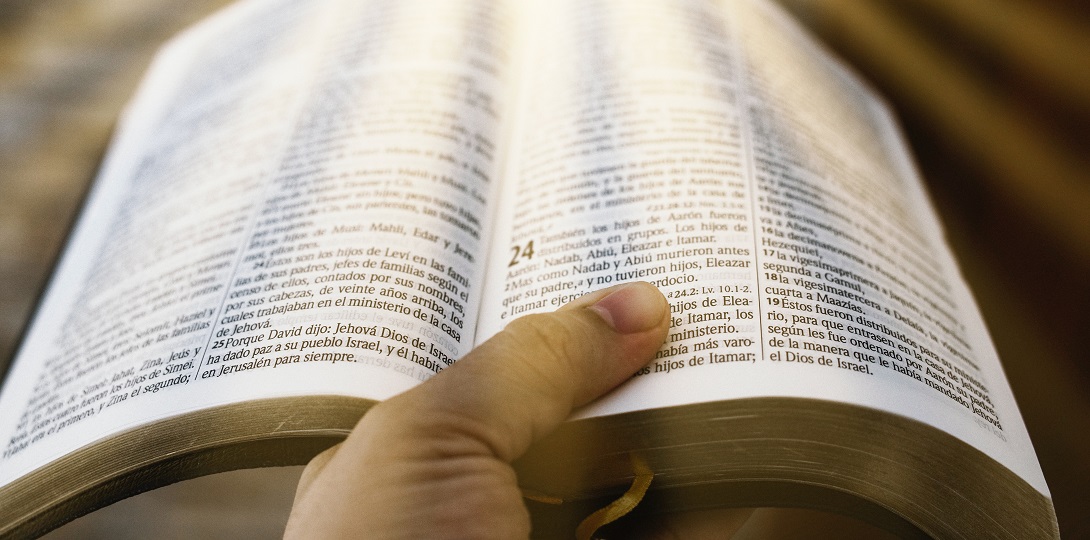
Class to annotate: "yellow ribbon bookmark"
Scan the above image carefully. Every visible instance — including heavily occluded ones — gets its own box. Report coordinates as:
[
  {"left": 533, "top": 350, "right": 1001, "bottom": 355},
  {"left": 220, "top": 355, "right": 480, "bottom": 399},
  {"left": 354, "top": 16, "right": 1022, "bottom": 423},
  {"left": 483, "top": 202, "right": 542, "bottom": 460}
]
[{"left": 575, "top": 455, "right": 654, "bottom": 540}]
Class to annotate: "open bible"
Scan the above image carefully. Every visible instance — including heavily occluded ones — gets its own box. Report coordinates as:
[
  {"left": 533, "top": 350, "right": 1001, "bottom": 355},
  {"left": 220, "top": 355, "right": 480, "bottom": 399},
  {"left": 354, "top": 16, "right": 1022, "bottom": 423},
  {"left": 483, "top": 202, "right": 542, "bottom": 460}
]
[{"left": 0, "top": 0, "right": 1058, "bottom": 537}]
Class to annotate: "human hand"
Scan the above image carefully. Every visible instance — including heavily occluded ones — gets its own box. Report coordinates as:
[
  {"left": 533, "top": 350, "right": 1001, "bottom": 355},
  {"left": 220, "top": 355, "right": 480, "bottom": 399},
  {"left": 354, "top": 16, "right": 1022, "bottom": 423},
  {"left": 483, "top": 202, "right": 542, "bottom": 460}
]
[{"left": 284, "top": 282, "right": 672, "bottom": 539}]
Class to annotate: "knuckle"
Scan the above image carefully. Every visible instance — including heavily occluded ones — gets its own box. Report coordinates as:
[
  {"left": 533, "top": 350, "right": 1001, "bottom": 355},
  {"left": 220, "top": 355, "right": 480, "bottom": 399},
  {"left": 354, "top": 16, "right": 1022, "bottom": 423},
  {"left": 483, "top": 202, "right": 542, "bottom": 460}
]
[{"left": 505, "top": 313, "right": 592, "bottom": 368}]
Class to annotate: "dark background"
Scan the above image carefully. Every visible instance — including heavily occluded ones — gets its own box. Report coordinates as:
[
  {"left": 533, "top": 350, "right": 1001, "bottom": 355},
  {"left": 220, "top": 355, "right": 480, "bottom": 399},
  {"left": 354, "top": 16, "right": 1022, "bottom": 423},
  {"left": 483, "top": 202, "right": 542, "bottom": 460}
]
[{"left": 0, "top": 0, "right": 1085, "bottom": 537}]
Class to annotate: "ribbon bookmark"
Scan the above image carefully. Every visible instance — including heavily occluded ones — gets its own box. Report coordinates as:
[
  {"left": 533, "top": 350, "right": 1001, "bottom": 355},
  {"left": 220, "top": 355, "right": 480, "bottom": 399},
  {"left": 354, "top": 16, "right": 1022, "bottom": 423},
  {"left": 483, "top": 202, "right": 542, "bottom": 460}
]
[{"left": 575, "top": 454, "right": 654, "bottom": 540}]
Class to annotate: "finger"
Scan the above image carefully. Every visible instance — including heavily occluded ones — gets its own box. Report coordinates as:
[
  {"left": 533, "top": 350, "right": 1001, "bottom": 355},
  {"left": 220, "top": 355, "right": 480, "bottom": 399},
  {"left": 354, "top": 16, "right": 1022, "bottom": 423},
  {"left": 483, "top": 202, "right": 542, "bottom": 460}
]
[
  {"left": 289, "top": 283, "right": 667, "bottom": 504},
  {"left": 367, "top": 281, "right": 670, "bottom": 463},
  {"left": 292, "top": 442, "right": 340, "bottom": 503},
  {"left": 287, "top": 283, "right": 669, "bottom": 538}
]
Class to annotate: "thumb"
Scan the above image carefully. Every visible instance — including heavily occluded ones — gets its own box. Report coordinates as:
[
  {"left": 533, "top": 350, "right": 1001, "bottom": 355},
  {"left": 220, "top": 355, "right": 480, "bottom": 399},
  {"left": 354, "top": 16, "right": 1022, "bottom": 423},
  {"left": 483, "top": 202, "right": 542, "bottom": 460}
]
[
  {"left": 287, "top": 282, "right": 669, "bottom": 538},
  {"left": 410, "top": 280, "right": 671, "bottom": 462}
]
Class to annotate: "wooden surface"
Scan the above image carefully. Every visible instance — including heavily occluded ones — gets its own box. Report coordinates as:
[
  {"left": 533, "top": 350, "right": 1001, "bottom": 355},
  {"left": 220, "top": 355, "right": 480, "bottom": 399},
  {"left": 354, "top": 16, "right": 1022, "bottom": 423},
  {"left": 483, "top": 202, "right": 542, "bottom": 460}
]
[{"left": 0, "top": 0, "right": 1087, "bottom": 538}]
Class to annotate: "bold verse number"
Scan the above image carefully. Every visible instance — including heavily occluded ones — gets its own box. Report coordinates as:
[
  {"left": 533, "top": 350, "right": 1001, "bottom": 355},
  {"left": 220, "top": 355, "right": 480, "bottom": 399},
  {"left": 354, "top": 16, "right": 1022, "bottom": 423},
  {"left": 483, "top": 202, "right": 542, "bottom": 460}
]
[{"left": 508, "top": 240, "right": 535, "bottom": 267}]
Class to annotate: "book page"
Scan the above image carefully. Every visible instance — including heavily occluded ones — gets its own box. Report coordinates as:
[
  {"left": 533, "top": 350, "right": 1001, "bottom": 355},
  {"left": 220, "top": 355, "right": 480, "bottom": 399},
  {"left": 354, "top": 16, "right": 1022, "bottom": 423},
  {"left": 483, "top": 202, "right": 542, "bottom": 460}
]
[
  {"left": 0, "top": 0, "right": 518, "bottom": 485},
  {"left": 477, "top": 0, "right": 1047, "bottom": 494}
]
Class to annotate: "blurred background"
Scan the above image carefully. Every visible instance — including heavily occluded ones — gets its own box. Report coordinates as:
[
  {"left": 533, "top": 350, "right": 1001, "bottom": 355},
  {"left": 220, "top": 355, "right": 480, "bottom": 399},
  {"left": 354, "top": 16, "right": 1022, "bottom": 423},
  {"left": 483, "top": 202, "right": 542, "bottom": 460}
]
[{"left": 0, "top": 0, "right": 1085, "bottom": 537}]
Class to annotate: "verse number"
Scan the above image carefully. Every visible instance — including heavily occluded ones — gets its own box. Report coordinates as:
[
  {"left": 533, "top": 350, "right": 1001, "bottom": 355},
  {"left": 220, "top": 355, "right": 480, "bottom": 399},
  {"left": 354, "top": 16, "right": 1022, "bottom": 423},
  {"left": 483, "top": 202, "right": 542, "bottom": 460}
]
[{"left": 508, "top": 240, "right": 535, "bottom": 267}]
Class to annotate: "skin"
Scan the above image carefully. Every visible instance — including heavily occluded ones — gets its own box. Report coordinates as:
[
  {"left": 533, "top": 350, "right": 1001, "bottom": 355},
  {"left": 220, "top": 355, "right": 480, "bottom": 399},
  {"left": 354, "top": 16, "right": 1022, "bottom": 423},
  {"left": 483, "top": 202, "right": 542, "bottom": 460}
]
[{"left": 285, "top": 282, "right": 676, "bottom": 539}]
